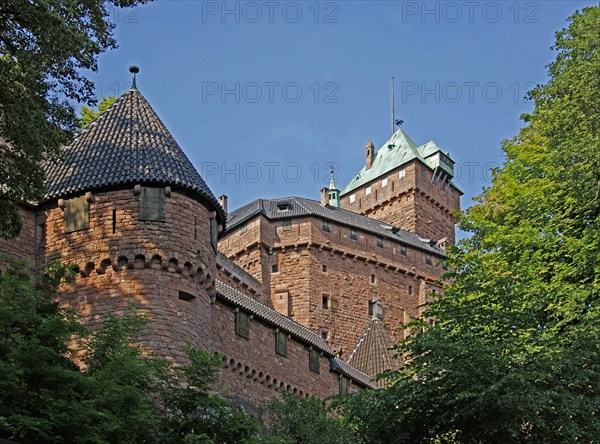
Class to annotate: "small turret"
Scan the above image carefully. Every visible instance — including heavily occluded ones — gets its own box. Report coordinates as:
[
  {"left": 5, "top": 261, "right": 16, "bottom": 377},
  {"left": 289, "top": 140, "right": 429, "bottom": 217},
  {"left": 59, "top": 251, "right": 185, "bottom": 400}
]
[{"left": 328, "top": 174, "right": 340, "bottom": 208}]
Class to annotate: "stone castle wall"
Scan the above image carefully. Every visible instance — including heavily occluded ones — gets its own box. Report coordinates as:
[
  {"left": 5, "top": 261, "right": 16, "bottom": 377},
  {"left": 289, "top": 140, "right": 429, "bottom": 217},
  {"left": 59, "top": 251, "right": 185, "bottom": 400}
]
[{"left": 41, "top": 187, "right": 217, "bottom": 360}]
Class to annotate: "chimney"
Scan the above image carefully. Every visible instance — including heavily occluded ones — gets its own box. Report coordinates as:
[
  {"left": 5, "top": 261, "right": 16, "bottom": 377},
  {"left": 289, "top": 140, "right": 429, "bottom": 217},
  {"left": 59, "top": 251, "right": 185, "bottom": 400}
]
[
  {"left": 320, "top": 187, "right": 329, "bottom": 206},
  {"left": 218, "top": 194, "right": 228, "bottom": 213},
  {"left": 366, "top": 141, "right": 375, "bottom": 170}
]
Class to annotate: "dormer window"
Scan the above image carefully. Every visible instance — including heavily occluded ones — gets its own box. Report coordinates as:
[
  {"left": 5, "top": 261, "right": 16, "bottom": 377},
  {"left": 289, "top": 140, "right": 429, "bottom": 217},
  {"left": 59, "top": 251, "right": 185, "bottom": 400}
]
[{"left": 277, "top": 202, "right": 291, "bottom": 212}]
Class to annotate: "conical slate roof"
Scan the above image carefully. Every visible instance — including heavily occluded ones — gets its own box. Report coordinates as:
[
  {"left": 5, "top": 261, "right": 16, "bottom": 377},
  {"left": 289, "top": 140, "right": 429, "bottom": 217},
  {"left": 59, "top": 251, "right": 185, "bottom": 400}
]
[
  {"left": 348, "top": 320, "right": 398, "bottom": 388},
  {"left": 44, "top": 88, "right": 224, "bottom": 223}
]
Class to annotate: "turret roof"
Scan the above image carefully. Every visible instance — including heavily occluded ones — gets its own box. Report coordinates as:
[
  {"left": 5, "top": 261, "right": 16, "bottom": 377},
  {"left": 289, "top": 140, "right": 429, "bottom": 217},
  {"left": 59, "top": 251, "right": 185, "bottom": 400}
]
[{"left": 43, "top": 89, "right": 224, "bottom": 223}]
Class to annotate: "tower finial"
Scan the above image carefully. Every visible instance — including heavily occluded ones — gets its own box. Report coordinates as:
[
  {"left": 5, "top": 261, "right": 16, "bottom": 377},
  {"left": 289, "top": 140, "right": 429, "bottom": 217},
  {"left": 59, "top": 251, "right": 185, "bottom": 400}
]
[{"left": 129, "top": 65, "right": 140, "bottom": 90}]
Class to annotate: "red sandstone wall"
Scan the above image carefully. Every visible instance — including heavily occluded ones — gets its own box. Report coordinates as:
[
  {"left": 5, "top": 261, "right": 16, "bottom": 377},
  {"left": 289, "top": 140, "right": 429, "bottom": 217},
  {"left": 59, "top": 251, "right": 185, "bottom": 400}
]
[
  {"left": 42, "top": 188, "right": 217, "bottom": 360},
  {"left": 211, "top": 301, "right": 355, "bottom": 408},
  {"left": 222, "top": 214, "right": 445, "bottom": 360},
  {"left": 0, "top": 206, "right": 38, "bottom": 273},
  {"left": 340, "top": 160, "right": 460, "bottom": 244}
]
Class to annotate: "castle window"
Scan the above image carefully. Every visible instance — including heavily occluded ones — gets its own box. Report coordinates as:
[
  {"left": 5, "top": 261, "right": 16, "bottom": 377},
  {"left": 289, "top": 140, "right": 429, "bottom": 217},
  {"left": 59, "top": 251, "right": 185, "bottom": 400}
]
[
  {"left": 408, "top": 285, "right": 413, "bottom": 295},
  {"left": 322, "top": 294, "right": 330, "bottom": 310},
  {"left": 370, "top": 274, "right": 376, "bottom": 284},
  {"left": 64, "top": 195, "right": 90, "bottom": 233},
  {"left": 442, "top": 261, "right": 448, "bottom": 271},
  {"left": 381, "top": 178, "right": 388, "bottom": 187},
  {"left": 139, "top": 187, "right": 165, "bottom": 221},
  {"left": 112, "top": 209, "right": 117, "bottom": 234},
  {"left": 272, "top": 264, "right": 279, "bottom": 273},
  {"left": 400, "top": 244, "right": 408, "bottom": 256},
  {"left": 309, "top": 349, "right": 320, "bottom": 374},
  {"left": 283, "top": 220, "right": 292, "bottom": 231},
  {"left": 239, "top": 224, "right": 247, "bottom": 234},
  {"left": 210, "top": 218, "right": 218, "bottom": 250},
  {"left": 178, "top": 290, "right": 195, "bottom": 301},
  {"left": 377, "top": 237, "right": 384, "bottom": 248},
  {"left": 425, "top": 254, "right": 433, "bottom": 265},
  {"left": 421, "top": 169, "right": 427, "bottom": 178},
  {"left": 276, "top": 331, "right": 288, "bottom": 357},
  {"left": 399, "top": 169, "right": 406, "bottom": 179},
  {"left": 321, "top": 331, "right": 328, "bottom": 340},
  {"left": 339, "top": 376, "right": 349, "bottom": 395},
  {"left": 322, "top": 221, "right": 330, "bottom": 232},
  {"left": 349, "top": 194, "right": 356, "bottom": 204},
  {"left": 365, "top": 186, "right": 371, "bottom": 195},
  {"left": 349, "top": 229, "right": 357, "bottom": 240},
  {"left": 235, "top": 311, "right": 250, "bottom": 339},
  {"left": 322, "top": 264, "right": 327, "bottom": 273}
]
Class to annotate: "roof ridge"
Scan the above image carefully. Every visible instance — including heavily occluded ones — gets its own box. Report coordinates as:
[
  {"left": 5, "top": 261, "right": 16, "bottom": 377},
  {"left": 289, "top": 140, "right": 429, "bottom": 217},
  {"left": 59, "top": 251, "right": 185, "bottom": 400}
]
[{"left": 215, "top": 280, "right": 332, "bottom": 351}]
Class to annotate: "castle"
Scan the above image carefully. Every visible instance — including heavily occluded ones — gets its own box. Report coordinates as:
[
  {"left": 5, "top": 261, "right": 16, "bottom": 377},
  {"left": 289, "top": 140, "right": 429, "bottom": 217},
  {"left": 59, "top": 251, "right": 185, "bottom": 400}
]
[{"left": 0, "top": 73, "right": 461, "bottom": 409}]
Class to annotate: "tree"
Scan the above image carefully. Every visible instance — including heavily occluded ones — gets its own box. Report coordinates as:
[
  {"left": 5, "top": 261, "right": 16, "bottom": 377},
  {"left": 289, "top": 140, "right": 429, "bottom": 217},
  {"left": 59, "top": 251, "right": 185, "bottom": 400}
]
[
  {"left": 80, "top": 96, "right": 117, "bottom": 128},
  {"left": 341, "top": 6, "right": 600, "bottom": 443},
  {"left": 0, "top": 258, "right": 262, "bottom": 443},
  {"left": 0, "top": 0, "right": 149, "bottom": 239},
  {"left": 266, "top": 393, "right": 356, "bottom": 444}
]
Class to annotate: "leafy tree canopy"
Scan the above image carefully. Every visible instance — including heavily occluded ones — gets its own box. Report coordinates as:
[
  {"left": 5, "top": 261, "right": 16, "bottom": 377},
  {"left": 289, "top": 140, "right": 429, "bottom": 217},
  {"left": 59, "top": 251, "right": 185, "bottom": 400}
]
[
  {"left": 0, "top": 0, "right": 149, "bottom": 239},
  {"left": 80, "top": 96, "right": 117, "bottom": 128},
  {"left": 341, "top": 6, "right": 600, "bottom": 443}
]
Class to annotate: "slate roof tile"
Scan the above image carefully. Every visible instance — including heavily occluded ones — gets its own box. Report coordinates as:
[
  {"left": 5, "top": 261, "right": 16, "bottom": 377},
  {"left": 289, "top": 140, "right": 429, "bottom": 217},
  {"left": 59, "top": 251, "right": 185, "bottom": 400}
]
[{"left": 43, "top": 89, "right": 224, "bottom": 222}]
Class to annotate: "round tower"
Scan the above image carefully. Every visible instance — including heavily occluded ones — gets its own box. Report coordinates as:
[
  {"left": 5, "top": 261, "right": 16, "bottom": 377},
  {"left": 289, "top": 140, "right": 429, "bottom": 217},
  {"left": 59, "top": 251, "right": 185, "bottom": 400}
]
[{"left": 41, "top": 69, "right": 225, "bottom": 361}]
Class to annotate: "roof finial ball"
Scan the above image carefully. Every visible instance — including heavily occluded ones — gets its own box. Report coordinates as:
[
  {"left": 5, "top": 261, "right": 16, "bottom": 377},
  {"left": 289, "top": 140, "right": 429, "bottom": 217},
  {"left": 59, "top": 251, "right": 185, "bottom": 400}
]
[{"left": 129, "top": 65, "right": 140, "bottom": 90}]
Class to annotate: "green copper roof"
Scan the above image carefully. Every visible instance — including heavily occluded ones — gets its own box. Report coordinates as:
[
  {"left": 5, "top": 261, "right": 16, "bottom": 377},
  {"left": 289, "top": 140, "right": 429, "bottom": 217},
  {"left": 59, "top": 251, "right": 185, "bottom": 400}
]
[
  {"left": 340, "top": 128, "right": 461, "bottom": 195},
  {"left": 329, "top": 174, "right": 339, "bottom": 191}
]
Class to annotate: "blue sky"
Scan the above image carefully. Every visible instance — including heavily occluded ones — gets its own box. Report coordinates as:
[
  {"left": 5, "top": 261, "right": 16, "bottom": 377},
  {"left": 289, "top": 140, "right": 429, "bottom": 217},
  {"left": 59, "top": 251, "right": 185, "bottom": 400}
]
[{"left": 89, "top": 0, "right": 595, "bottom": 228}]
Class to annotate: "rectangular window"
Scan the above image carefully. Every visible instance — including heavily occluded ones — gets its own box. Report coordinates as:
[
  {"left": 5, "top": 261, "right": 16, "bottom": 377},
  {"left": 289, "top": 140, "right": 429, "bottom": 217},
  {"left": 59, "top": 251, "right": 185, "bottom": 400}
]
[
  {"left": 421, "top": 169, "right": 427, "bottom": 178},
  {"left": 322, "top": 294, "right": 330, "bottom": 310},
  {"left": 400, "top": 244, "right": 408, "bottom": 256},
  {"left": 211, "top": 218, "right": 218, "bottom": 250},
  {"left": 377, "top": 237, "right": 384, "bottom": 248},
  {"left": 349, "top": 194, "right": 356, "bottom": 204},
  {"left": 370, "top": 274, "right": 376, "bottom": 284},
  {"left": 272, "top": 264, "right": 279, "bottom": 273},
  {"left": 425, "top": 254, "right": 433, "bottom": 265},
  {"left": 235, "top": 311, "right": 250, "bottom": 339},
  {"left": 399, "top": 169, "right": 406, "bottom": 179},
  {"left": 442, "top": 261, "right": 448, "bottom": 271},
  {"left": 322, "top": 221, "right": 330, "bottom": 232},
  {"left": 283, "top": 220, "right": 292, "bottom": 231},
  {"left": 321, "top": 331, "right": 328, "bottom": 340},
  {"left": 339, "top": 376, "right": 349, "bottom": 395},
  {"left": 381, "top": 178, "right": 388, "bottom": 187},
  {"left": 322, "top": 264, "right": 327, "bottom": 273},
  {"left": 178, "top": 290, "right": 195, "bottom": 301},
  {"left": 309, "top": 349, "right": 320, "bottom": 374},
  {"left": 276, "top": 331, "right": 288, "bottom": 357},
  {"left": 139, "top": 187, "right": 165, "bottom": 221},
  {"left": 365, "top": 186, "right": 371, "bottom": 195},
  {"left": 408, "top": 285, "right": 413, "bottom": 295},
  {"left": 349, "top": 229, "right": 357, "bottom": 240},
  {"left": 64, "top": 195, "right": 90, "bottom": 233},
  {"left": 239, "top": 224, "right": 247, "bottom": 234}
]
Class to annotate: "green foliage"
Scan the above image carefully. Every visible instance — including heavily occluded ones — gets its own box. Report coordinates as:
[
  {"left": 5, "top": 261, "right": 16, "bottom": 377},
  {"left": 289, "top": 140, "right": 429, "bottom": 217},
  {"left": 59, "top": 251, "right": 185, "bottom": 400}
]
[
  {"left": 266, "top": 393, "right": 356, "bottom": 444},
  {"left": 80, "top": 96, "right": 117, "bottom": 128},
  {"left": 341, "top": 6, "right": 600, "bottom": 443},
  {"left": 0, "top": 0, "right": 149, "bottom": 239},
  {"left": 0, "top": 259, "right": 261, "bottom": 443}
]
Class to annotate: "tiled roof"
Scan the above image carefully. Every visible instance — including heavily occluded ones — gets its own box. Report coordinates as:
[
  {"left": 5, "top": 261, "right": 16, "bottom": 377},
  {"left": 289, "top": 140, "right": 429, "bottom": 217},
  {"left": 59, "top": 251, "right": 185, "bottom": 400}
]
[
  {"left": 216, "top": 280, "right": 332, "bottom": 353},
  {"left": 331, "top": 357, "right": 375, "bottom": 388},
  {"left": 348, "top": 320, "right": 398, "bottom": 388},
  {"left": 43, "top": 89, "right": 224, "bottom": 223},
  {"left": 341, "top": 128, "right": 460, "bottom": 195},
  {"left": 215, "top": 281, "right": 374, "bottom": 388},
  {"left": 226, "top": 196, "right": 445, "bottom": 255}
]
